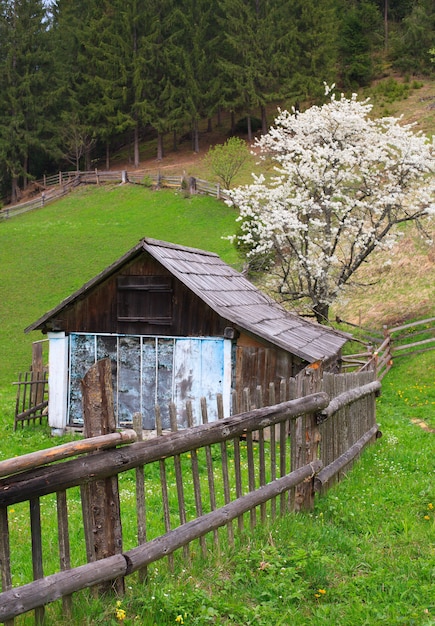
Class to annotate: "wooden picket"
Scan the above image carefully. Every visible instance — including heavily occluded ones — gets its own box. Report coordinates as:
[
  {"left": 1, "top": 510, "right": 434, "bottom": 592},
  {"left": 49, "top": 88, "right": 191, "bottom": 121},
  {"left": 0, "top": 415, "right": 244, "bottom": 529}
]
[{"left": 0, "top": 361, "right": 380, "bottom": 624}]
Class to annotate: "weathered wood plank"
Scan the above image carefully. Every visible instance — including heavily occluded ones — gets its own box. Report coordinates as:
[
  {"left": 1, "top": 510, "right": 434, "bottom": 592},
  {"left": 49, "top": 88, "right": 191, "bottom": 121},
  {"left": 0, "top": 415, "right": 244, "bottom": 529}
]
[
  {"left": 201, "top": 397, "right": 219, "bottom": 548},
  {"left": 0, "top": 461, "right": 323, "bottom": 623},
  {"left": 0, "top": 506, "right": 15, "bottom": 625},
  {"left": 320, "top": 380, "right": 381, "bottom": 419},
  {"left": 0, "top": 554, "right": 128, "bottom": 623},
  {"left": 56, "top": 490, "right": 72, "bottom": 617},
  {"left": 0, "top": 393, "right": 330, "bottom": 507},
  {"left": 217, "top": 394, "right": 234, "bottom": 546},
  {"left": 0, "top": 430, "right": 137, "bottom": 479},
  {"left": 268, "top": 382, "right": 277, "bottom": 520},
  {"left": 314, "top": 425, "right": 380, "bottom": 492},
  {"left": 156, "top": 405, "right": 174, "bottom": 571},
  {"left": 80, "top": 358, "right": 124, "bottom": 595},
  {"left": 30, "top": 497, "right": 44, "bottom": 625},
  {"left": 292, "top": 367, "right": 322, "bottom": 512},
  {"left": 132, "top": 412, "right": 147, "bottom": 583},
  {"left": 0, "top": 506, "right": 12, "bottom": 592},
  {"left": 125, "top": 460, "right": 323, "bottom": 574},
  {"left": 170, "top": 403, "right": 189, "bottom": 562},
  {"left": 186, "top": 401, "right": 207, "bottom": 557}
]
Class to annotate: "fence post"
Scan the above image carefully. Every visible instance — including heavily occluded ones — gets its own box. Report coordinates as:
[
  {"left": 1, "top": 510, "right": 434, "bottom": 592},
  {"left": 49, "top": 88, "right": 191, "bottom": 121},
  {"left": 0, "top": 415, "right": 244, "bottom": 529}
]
[
  {"left": 189, "top": 176, "right": 197, "bottom": 195},
  {"left": 80, "top": 358, "right": 124, "bottom": 596},
  {"left": 31, "top": 341, "right": 46, "bottom": 411},
  {"left": 291, "top": 364, "right": 322, "bottom": 512}
]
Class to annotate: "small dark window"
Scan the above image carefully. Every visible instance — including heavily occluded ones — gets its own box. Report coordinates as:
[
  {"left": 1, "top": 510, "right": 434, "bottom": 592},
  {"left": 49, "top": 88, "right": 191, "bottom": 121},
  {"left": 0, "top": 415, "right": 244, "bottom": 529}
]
[{"left": 117, "top": 276, "right": 173, "bottom": 324}]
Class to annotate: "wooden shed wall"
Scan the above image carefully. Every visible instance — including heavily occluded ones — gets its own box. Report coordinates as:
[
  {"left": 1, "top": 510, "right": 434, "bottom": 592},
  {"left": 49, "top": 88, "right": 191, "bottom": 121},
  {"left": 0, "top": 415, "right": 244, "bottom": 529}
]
[
  {"left": 234, "top": 333, "right": 304, "bottom": 406},
  {"left": 47, "top": 254, "right": 228, "bottom": 338}
]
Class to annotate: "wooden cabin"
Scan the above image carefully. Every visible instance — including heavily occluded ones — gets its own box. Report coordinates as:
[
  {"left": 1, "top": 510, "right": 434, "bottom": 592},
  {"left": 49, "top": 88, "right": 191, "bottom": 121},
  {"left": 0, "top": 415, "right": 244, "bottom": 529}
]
[{"left": 26, "top": 238, "right": 349, "bottom": 434}]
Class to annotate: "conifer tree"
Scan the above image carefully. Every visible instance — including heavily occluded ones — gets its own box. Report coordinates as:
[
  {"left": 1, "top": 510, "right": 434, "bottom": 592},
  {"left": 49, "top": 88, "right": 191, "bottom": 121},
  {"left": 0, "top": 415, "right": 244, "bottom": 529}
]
[{"left": 0, "top": 0, "right": 52, "bottom": 202}]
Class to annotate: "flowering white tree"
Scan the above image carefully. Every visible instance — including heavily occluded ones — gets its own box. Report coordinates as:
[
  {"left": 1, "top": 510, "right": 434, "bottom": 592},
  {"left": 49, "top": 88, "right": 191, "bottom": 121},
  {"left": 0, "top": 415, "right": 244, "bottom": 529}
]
[{"left": 229, "top": 86, "right": 435, "bottom": 323}]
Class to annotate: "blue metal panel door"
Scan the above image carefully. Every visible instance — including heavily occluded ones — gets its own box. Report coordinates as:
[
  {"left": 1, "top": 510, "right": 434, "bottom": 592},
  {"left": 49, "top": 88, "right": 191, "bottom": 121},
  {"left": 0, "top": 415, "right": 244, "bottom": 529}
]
[{"left": 173, "top": 338, "right": 226, "bottom": 426}]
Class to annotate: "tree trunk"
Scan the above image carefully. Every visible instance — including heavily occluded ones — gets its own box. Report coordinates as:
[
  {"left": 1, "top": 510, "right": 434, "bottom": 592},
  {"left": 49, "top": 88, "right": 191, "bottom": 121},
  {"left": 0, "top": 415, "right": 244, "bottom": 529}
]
[
  {"left": 85, "top": 148, "right": 91, "bottom": 171},
  {"left": 157, "top": 132, "right": 164, "bottom": 161},
  {"left": 247, "top": 114, "right": 252, "bottom": 143},
  {"left": 23, "top": 155, "right": 28, "bottom": 191},
  {"left": 106, "top": 141, "right": 110, "bottom": 170},
  {"left": 261, "top": 105, "right": 268, "bottom": 135},
  {"left": 134, "top": 123, "right": 140, "bottom": 168},
  {"left": 230, "top": 111, "right": 236, "bottom": 135},
  {"left": 173, "top": 129, "right": 178, "bottom": 152},
  {"left": 192, "top": 119, "right": 199, "bottom": 153},
  {"left": 11, "top": 177, "right": 20, "bottom": 205},
  {"left": 313, "top": 303, "right": 329, "bottom": 324}
]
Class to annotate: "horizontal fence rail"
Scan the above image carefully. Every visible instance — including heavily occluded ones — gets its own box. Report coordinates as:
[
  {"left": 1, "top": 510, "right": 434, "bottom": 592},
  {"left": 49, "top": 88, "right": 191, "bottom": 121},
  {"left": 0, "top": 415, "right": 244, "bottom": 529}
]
[
  {"left": 0, "top": 361, "right": 381, "bottom": 623},
  {"left": 339, "top": 316, "right": 435, "bottom": 379}
]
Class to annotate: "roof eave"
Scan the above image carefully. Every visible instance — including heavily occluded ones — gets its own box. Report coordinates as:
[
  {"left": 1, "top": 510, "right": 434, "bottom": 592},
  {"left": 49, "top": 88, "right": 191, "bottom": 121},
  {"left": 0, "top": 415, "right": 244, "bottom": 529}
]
[{"left": 25, "top": 240, "right": 146, "bottom": 333}]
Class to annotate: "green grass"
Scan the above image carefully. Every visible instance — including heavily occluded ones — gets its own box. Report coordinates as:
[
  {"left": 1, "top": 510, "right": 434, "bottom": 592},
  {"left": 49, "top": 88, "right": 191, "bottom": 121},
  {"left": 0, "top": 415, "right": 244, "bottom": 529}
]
[
  {"left": 1, "top": 183, "right": 435, "bottom": 625},
  {"left": 9, "top": 352, "right": 434, "bottom": 626},
  {"left": 0, "top": 185, "right": 239, "bottom": 391}
]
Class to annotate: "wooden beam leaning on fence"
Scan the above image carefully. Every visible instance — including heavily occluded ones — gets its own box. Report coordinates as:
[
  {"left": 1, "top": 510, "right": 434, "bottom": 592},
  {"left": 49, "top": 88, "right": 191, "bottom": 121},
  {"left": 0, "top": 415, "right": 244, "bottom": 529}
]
[
  {"left": 0, "top": 359, "right": 382, "bottom": 623},
  {"left": 80, "top": 358, "right": 125, "bottom": 595}
]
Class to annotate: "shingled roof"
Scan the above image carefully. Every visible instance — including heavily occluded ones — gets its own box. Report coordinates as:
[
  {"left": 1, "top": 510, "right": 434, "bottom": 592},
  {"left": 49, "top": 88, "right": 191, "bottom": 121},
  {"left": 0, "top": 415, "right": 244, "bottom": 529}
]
[{"left": 26, "top": 237, "right": 349, "bottom": 363}]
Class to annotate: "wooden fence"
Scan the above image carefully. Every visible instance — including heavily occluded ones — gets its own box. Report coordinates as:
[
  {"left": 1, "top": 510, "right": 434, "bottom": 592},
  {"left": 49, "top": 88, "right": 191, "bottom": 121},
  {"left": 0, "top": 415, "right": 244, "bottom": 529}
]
[
  {"left": 0, "top": 359, "right": 380, "bottom": 623},
  {"left": 13, "top": 341, "right": 49, "bottom": 430},
  {"left": 0, "top": 170, "right": 229, "bottom": 220},
  {"left": 13, "top": 372, "right": 48, "bottom": 430},
  {"left": 340, "top": 316, "right": 435, "bottom": 379}
]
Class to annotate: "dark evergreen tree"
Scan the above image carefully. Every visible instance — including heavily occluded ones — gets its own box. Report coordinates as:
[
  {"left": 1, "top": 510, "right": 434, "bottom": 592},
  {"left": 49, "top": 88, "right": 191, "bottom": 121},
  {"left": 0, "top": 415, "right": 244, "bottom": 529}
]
[
  {"left": 178, "top": 0, "right": 221, "bottom": 152},
  {"left": 217, "top": 0, "right": 278, "bottom": 142},
  {"left": 0, "top": 0, "right": 53, "bottom": 203},
  {"left": 133, "top": 0, "right": 187, "bottom": 161},
  {"left": 390, "top": 0, "right": 435, "bottom": 74},
  {"left": 50, "top": 0, "right": 100, "bottom": 170},
  {"left": 285, "top": 0, "right": 339, "bottom": 100},
  {"left": 337, "top": 1, "right": 382, "bottom": 88}
]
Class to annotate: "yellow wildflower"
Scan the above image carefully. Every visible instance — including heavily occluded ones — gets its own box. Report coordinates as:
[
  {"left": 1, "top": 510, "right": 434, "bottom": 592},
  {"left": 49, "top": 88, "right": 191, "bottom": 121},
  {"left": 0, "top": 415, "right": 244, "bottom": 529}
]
[
  {"left": 115, "top": 601, "right": 126, "bottom": 621},
  {"left": 424, "top": 515, "right": 430, "bottom": 520},
  {"left": 175, "top": 616, "right": 184, "bottom": 624},
  {"left": 428, "top": 503, "right": 433, "bottom": 510},
  {"left": 318, "top": 589, "right": 326, "bottom": 595}
]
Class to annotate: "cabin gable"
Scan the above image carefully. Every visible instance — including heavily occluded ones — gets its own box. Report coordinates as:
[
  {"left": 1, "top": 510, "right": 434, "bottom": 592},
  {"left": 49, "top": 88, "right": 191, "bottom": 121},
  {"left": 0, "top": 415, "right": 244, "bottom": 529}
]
[{"left": 40, "top": 253, "right": 228, "bottom": 338}]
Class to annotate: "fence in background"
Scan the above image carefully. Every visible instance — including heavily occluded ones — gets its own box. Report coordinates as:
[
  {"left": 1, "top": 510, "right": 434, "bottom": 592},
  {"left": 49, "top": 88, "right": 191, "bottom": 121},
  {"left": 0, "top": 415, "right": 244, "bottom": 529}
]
[
  {"left": 0, "top": 359, "right": 380, "bottom": 623},
  {"left": 0, "top": 170, "right": 229, "bottom": 220},
  {"left": 339, "top": 316, "right": 435, "bottom": 379}
]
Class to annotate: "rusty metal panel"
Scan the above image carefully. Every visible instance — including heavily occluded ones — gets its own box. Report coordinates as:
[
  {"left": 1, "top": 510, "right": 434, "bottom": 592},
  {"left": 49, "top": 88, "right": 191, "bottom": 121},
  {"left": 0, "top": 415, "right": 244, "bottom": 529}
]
[
  {"left": 68, "top": 334, "right": 96, "bottom": 424},
  {"left": 117, "top": 336, "right": 141, "bottom": 426},
  {"left": 155, "top": 338, "right": 174, "bottom": 430}
]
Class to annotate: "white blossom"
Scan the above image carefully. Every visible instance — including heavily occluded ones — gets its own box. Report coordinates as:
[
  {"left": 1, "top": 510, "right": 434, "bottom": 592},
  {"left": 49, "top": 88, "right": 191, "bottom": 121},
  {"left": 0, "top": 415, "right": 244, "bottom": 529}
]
[{"left": 228, "top": 88, "right": 435, "bottom": 322}]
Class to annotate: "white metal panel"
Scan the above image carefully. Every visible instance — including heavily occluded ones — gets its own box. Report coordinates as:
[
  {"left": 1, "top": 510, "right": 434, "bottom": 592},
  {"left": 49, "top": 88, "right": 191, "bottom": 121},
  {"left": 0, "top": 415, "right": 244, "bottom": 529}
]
[{"left": 47, "top": 332, "right": 69, "bottom": 434}]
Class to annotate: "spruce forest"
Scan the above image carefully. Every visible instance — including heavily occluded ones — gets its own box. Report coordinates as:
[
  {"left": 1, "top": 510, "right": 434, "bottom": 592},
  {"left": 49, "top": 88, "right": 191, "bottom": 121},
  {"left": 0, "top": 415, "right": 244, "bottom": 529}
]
[{"left": 0, "top": 0, "right": 434, "bottom": 205}]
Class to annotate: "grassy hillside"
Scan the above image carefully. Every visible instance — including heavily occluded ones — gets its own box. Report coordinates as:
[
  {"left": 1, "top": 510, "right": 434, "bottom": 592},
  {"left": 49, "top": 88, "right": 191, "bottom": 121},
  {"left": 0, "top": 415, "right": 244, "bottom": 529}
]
[
  {"left": 0, "top": 92, "right": 434, "bottom": 623},
  {"left": 0, "top": 185, "right": 239, "bottom": 390}
]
